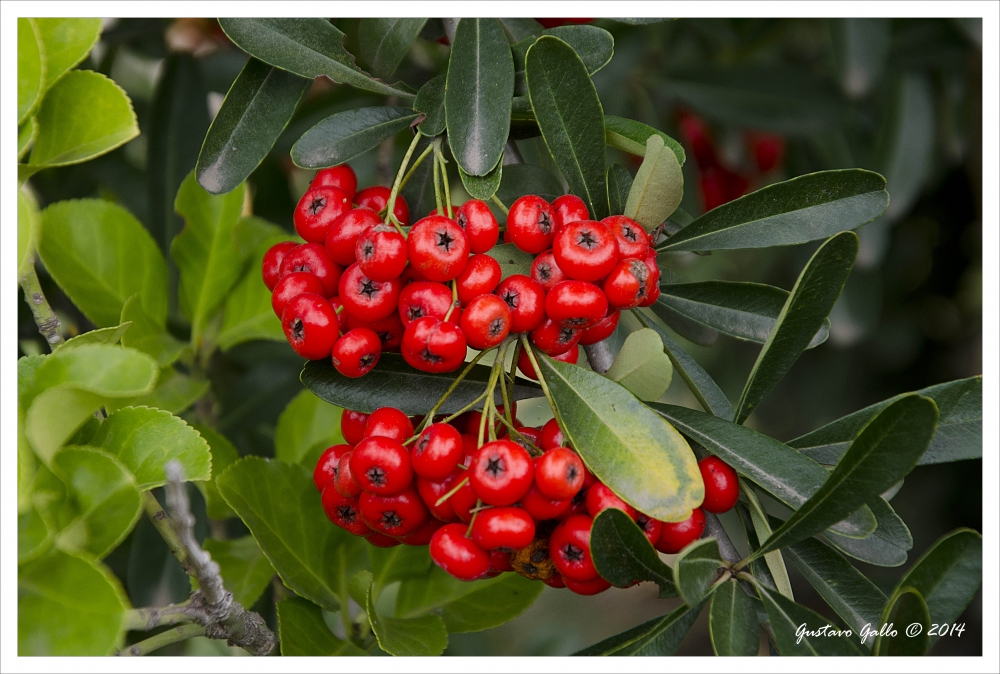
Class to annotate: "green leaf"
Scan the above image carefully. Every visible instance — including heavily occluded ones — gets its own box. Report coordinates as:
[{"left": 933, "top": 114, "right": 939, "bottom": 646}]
[
  {"left": 192, "top": 424, "right": 240, "bottom": 520},
  {"left": 218, "top": 18, "right": 414, "bottom": 98},
  {"left": 28, "top": 70, "right": 139, "bottom": 168},
  {"left": 459, "top": 159, "right": 503, "bottom": 200},
  {"left": 709, "top": 580, "right": 760, "bottom": 656},
  {"left": 513, "top": 25, "right": 615, "bottom": 93},
  {"left": 302, "top": 352, "right": 540, "bottom": 416},
  {"left": 658, "top": 281, "right": 830, "bottom": 348},
  {"left": 366, "top": 582, "right": 447, "bottom": 656},
  {"left": 17, "top": 186, "right": 40, "bottom": 272},
  {"left": 446, "top": 19, "right": 514, "bottom": 176},
  {"left": 734, "top": 232, "right": 858, "bottom": 424},
  {"left": 439, "top": 573, "right": 543, "bottom": 633},
  {"left": 573, "top": 602, "right": 702, "bottom": 656},
  {"left": 18, "top": 18, "right": 45, "bottom": 125},
  {"left": 499, "top": 18, "right": 544, "bottom": 41},
  {"left": 217, "top": 457, "right": 364, "bottom": 612},
  {"left": 202, "top": 536, "right": 275, "bottom": 608},
  {"left": 369, "top": 545, "right": 432, "bottom": 594},
  {"left": 527, "top": 36, "right": 607, "bottom": 218},
  {"left": 90, "top": 406, "right": 211, "bottom": 490},
  {"left": 357, "top": 18, "right": 427, "bottom": 79},
  {"left": 18, "top": 550, "right": 129, "bottom": 656},
  {"left": 277, "top": 597, "right": 367, "bottom": 656},
  {"left": 604, "top": 115, "right": 686, "bottom": 165},
  {"left": 18, "top": 116, "right": 39, "bottom": 160},
  {"left": 755, "top": 396, "right": 939, "bottom": 557},
  {"left": 624, "top": 135, "right": 683, "bottom": 232},
  {"left": 590, "top": 508, "right": 677, "bottom": 595},
  {"left": 34, "top": 18, "right": 102, "bottom": 91},
  {"left": 171, "top": 171, "right": 246, "bottom": 342},
  {"left": 829, "top": 18, "right": 891, "bottom": 98},
  {"left": 873, "top": 588, "right": 930, "bottom": 655},
  {"left": 675, "top": 538, "right": 722, "bottom": 606},
  {"left": 291, "top": 106, "right": 419, "bottom": 169},
  {"left": 790, "top": 376, "right": 982, "bottom": 465},
  {"left": 660, "top": 170, "right": 888, "bottom": 252},
  {"left": 757, "top": 584, "right": 863, "bottom": 655},
  {"left": 56, "top": 325, "right": 131, "bottom": 353},
  {"left": 413, "top": 74, "right": 446, "bottom": 136},
  {"left": 742, "top": 485, "right": 794, "bottom": 600},
  {"left": 536, "top": 351, "right": 702, "bottom": 521},
  {"left": 604, "top": 328, "right": 673, "bottom": 401},
  {"left": 107, "top": 367, "right": 209, "bottom": 415},
  {"left": 120, "top": 295, "right": 187, "bottom": 367},
  {"left": 495, "top": 163, "right": 565, "bottom": 206},
  {"left": 648, "top": 300, "right": 720, "bottom": 347},
  {"left": 19, "top": 504, "right": 52, "bottom": 565},
  {"left": 38, "top": 199, "right": 168, "bottom": 328},
  {"left": 822, "top": 496, "right": 913, "bottom": 567},
  {"left": 651, "top": 404, "right": 876, "bottom": 538},
  {"left": 606, "top": 163, "right": 633, "bottom": 216},
  {"left": 197, "top": 58, "right": 310, "bottom": 194},
  {"left": 274, "top": 389, "right": 345, "bottom": 467},
  {"left": 877, "top": 74, "right": 935, "bottom": 221}
]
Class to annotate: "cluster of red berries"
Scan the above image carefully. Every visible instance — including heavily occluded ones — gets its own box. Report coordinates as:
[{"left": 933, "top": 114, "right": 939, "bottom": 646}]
[
  {"left": 262, "top": 162, "right": 664, "bottom": 380},
  {"left": 313, "top": 406, "right": 741, "bottom": 594}
]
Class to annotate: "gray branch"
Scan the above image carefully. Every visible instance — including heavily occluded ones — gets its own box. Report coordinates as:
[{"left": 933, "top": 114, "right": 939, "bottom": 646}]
[{"left": 704, "top": 511, "right": 742, "bottom": 565}]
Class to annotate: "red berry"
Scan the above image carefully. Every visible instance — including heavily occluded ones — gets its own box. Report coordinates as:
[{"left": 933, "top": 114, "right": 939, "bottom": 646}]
[
  {"left": 262, "top": 241, "right": 297, "bottom": 291},
  {"left": 507, "top": 195, "right": 556, "bottom": 254},
  {"left": 412, "top": 423, "right": 464, "bottom": 481},
  {"left": 585, "top": 483, "right": 637, "bottom": 519},
  {"left": 633, "top": 513, "right": 662, "bottom": 546},
  {"left": 350, "top": 436, "right": 413, "bottom": 495},
  {"left": 407, "top": 215, "right": 470, "bottom": 282},
  {"left": 530, "top": 249, "right": 568, "bottom": 291},
  {"left": 355, "top": 185, "right": 410, "bottom": 227},
  {"left": 655, "top": 508, "right": 706, "bottom": 554},
  {"left": 281, "top": 293, "right": 339, "bottom": 360},
  {"left": 521, "top": 485, "right": 571, "bottom": 520},
  {"left": 401, "top": 316, "right": 467, "bottom": 373},
  {"left": 455, "top": 199, "right": 500, "bottom": 253},
  {"left": 528, "top": 319, "right": 581, "bottom": 357},
  {"left": 363, "top": 407, "right": 414, "bottom": 443},
  {"left": 359, "top": 486, "right": 428, "bottom": 536},
  {"left": 313, "top": 443, "right": 352, "bottom": 491},
  {"left": 321, "top": 486, "right": 369, "bottom": 536},
  {"left": 416, "top": 474, "right": 461, "bottom": 522},
  {"left": 469, "top": 440, "right": 534, "bottom": 506},
  {"left": 429, "top": 523, "right": 490, "bottom": 580},
  {"left": 334, "top": 451, "right": 363, "bottom": 498},
  {"left": 338, "top": 263, "right": 401, "bottom": 322},
  {"left": 490, "top": 549, "right": 515, "bottom": 573},
  {"left": 450, "top": 476, "right": 479, "bottom": 522},
  {"left": 510, "top": 425, "right": 542, "bottom": 452},
  {"left": 539, "top": 419, "right": 565, "bottom": 451},
  {"left": 553, "top": 220, "right": 619, "bottom": 281},
  {"left": 471, "top": 507, "right": 536, "bottom": 551},
  {"left": 325, "top": 207, "right": 382, "bottom": 266},
  {"left": 534, "top": 448, "right": 585, "bottom": 501},
  {"left": 313, "top": 164, "right": 358, "bottom": 199},
  {"left": 277, "top": 243, "right": 342, "bottom": 297},
  {"left": 398, "top": 517, "right": 446, "bottom": 546},
  {"left": 495, "top": 275, "right": 546, "bottom": 334},
  {"left": 516, "top": 344, "right": 578, "bottom": 381},
  {"left": 748, "top": 132, "right": 785, "bottom": 173},
  {"left": 455, "top": 407, "right": 514, "bottom": 439},
  {"left": 295, "top": 185, "right": 351, "bottom": 243},
  {"left": 549, "top": 514, "right": 598, "bottom": 582},
  {"left": 398, "top": 281, "right": 460, "bottom": 326},
  {"left": 559, "top": 485, "right": 591, "bottom": 520},
  {"left": 602, "top": 215, "right": 649, "bottom": 260},
  {"left": 543, "top": 573, "right": 566, "bottom": 589},
  {"left": 545, "top": 280, "right": 608, "bottom": 329},
  {"left": 637, "top": 250, "right": 662, "bottom": 307},
  {"left": 365, "top": 531, "right": 402, "bottom": 548},
  {"left": 563, "top": 575, "right": 611, "bottom": 595},
  {"left": 272, "top": 271, "right": 325, "bottom": 318},
  {"left": 345, "top": 311, "right": 405, "bottom": 351},
  {"left": 455, "top": 254, "right": 502, "bottom": 305},
  {"left": 355, "top": 224, "right": 408, "bottom": 281},
  {"left": 579, "top": 311, "right": 620, "bottom": 345},
  {"left": 341, "top": 409, "right": 369, "bottom": 445},
  {"left": 551, "top": 194, "right": 590, "bottom": 233},
  {"left": 460, "top": 295, "right": 512, "bottom": 350},
  {"left": 699, "top": 457, "right": 740, "bottom": 513},
  {"left": 603, "top": 259, "right": 650, "bottom": 310},
  {"left": 331, "top": 328, "right": 382, "bottom": 378}
]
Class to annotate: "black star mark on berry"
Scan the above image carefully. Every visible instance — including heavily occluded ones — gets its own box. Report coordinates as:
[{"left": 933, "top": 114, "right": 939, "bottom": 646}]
[
  {"left": 308, "top": 197, "right": 327, "bottom": 215},
  {"left": 337, "top": 505, "right": 358, "bottom": 522},
  {"left": 360, "top": 354, "right": 375, "bottom": 368},
  {"left": 501, "top": 290, "right": 519, "bottom": 309},
  {"left": 291, "top": 319, "right": 304, "bottom": 341},
  {"left": 563, "top": 544, "right": 584, "bottom": 562},
  {"left": 623, "top": 225, "right": 639, "bottom": 242},
  {"left": 489, "top": 318, "right": 506, "bottom": 336},
  {"left": 407, "top": 306, "right": 424, "bottom": 321},
  {"left": 361, "top": 242, "right": 374, "bottom": 259},
  {"left": 537, "top": 264, "right": 552, "bottom": 281},
  {"left": 366, "top": 466, "right": 387, "bottom": 487},
  {"left": 421, "top": 348, "right": 444, "bottom": 364},
  {"left": 381, "top": 511, "right": 402, "bottom": 528},
  {"left": 577, "top": 230, "right": 598, "bottom": 249},
  {"left": 485, "top": 456, "right": 505, "bottom": 478},
  {"left": 566, "top": 465, "right": 579, "bottom": 482},
  {"left": 558, "top": 328, "right": 577, "bottom": 343},
  {"left": 436, "top": 230, "right": 456, "bottom": 252},
  {"left": 538, "top": 212, "right": 553, "bottom": 234},
  {"left": 359, "top": 279, "right": 379, "bottom": 299}
]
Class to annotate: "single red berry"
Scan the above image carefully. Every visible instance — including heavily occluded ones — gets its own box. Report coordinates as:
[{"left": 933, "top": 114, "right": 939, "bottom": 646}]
[
  {"left": 490, "top": 549, "right": 515, "bottom": 573},
  {"left": 398, "top": 281, "right": 460, "bottom": 326},
  {"left": 495, "top": 275, "right": 546, "bottom": 334},
  {"left": 455, "top": 199, "right": 500, "bottom": 253},
  {"left": 398, "top": 517, "right": 446, "bottom": 546},
  {"left": 655, "top": 508, "right": 706, "bottom": 554},
  {"left": 313, "top": 443, "right": 352, "bottom": 492},
  {"left": 416, "top": 474, "right": 460, "bottom": 522},
  {"left": 586, "top": 483, "right": 637, "bottom": 519},
  {"left": 313, "top": 164, "right": 358, "bottom": 199},
  {"left": 321, "top": 486, "right": 368, "bottom": 536},
  {"left": 426, "top": 204, "right": 459, "bottom": 218},
  {"left": 355, "top": 185, "right": 410, "bottom": 227},
  {"left": 277, "top": 243, "right": 342, "bottom": 297},
  {"left": 450, "top": 475, "right": 479, "bottom": 522},
  {"left": 511, "top": 426, "right": 542, "bottom": 453},
  {"left": 456, "top": 254, "right": 502, "bottom": 305},
  {"left": 507, "top": 195, "right": 556, "bottom": 254},
  {"left": 355, "top": 224, "right": 408, "bottom": 281},
  {"left": 363, "top": 407, "right": 414, "bottom": 443},
  {"left": 329, "top": 297, "right": 349, "bottom": 335},
  {"left": 401, "top": 316, "right": 467, "bottom": 373},
  {"left": 334, "top": 451, "right": 363, "bottom": 499},
  {"left": 412, "top": 423, "right": 464, "bottom": 481},
  {"left": 350, "top": 436, "right": 413, "bottom": 496},
  {"left": 633, "top": 513, "right": 663, "bottom": 546},
  {"left": 539, "top": 419, "right": 564, "bottom": 451},
  {"left": 564, "top": 575, "right": 611, "bottom": 595},
  {"left": 345, "top": 311, "right": 405, "bottom": 351},
  {"left": 558, "top": 484, "right": 591, "bottom": 520},
  {"left": 429, "top": 523, "right": 490, "bottom": 580},
  {"left": 471, "top": 507, "right": 536, "bottom": 551},
  {"left": 341, "top": 409, "right": 369, "bottom": 445},
  {"left": 338, "top": 263, "right": 401, "bottom": 322},
  {"left": 365, "top": 531, "right": 402, "bottom": 547},
  {"left": 521, "top": 485, "right": 571, "bottom": 520},
  {"left": 530, "top": 249, "right": 568, "bottom": 291},
  {"left": 528, "top": 319, "right": 581, "bottom": 357},
  {"left": 535, "top": 448, "right": 585, "bottom": 501},
  {"left": 359, "top": 486, "right": 428, "bottom": 536},
  {"left": 551, "top": 194, "right": 590, "bottom": 234},
  {"left": 325, "top": 207, "right": 382, "bottom": 266},
  {"left": 699, "top": 457, "right": 740, "bottom": 513},
  {"left": 603, "top": 259, "right": 650, "bottom": 310},
  {"left": 553, "top": 220, "right": 619, "bottom": 281},
  {"left": 460, "top": 295, "right": 512, "bottom": 350},
  {"left": 602, "top": 215, "right": 650, "bottom": 260},
  {"left": 545, "top": 280, "right": 608, "bottom": 329},
  {"left": 295, "top": 185, "right": 351, "bottom": 243},
  {"left": 262, "top": 241, "right": 297, "bottom": 291},
  {"left": 549, "top": 514, "right": 598, "bottom": 582},
  {"left": 579, "top": 311, "right": 620, "bottom": 345},
  {"left": 331, "top": 328, "right": 382, "bottom": 378},
  {"left": 469, "top": 440, "right": 534, "bottom": 506},
  {"left": 543, "top": 573, "right": 566, "bottom": 589},
  {"left": 407, "top": 215, "right": 470, "bottom": 282},
  {"left": 281, "top": 293, "right": 339, "bottom": 360},
  {"left": 272, "top": 271, "right": 325, "bottom": 318},
  {"left": 637, "top": 250, "right": 662, "bottom": 307},
  {"left": 400, "top": 263, "right": 428, "bottom": 286}
]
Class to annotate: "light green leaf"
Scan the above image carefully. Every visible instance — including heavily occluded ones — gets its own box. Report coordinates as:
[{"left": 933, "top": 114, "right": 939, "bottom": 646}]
[
  {"left": 192, "top": 424, "right": 240, "bottom": 520},
  {"left": 440, "top": 573, "right": 543, "bottom": 633},
  {"left": 573, "top": 602, "right": 703, "bottom": 656},
  {"left": 675, "top": 537, "right": 723, "bottom": 606},
  {"left": 278, "top": 596, "right": 367, "bottom": 656},
  {"left": 291, "top": 106, "right": 419, "bottom": 169},
  {"left": 873, "top": 588, "right": 930, "bottom": 655},
  {"left": 357, "top": 18, "right": 427, "bottom": 79},
  {"left": 56, "top": 324, "right": 131, "bottom": 353},
  {"left": 25, "top": 388, "right": 106, "bottom": 465},
  {"left": 18, "top": 18, "right": 45, "bottom": 125},
  {"left": 366, "top": 582, "right": 447, "bottom": 656},
  {"left": 18, "top": 117, "right": 39, "bottom": 160},
  {"left": 17, "top": 186, "right": 40, "bottom": 273},
  {"left": 742, "top": 485, "right": 793, "bottom": 600},
  {"left": 202, "top": 536, "right": 275, "bottom": 608},
  {"left": 413, "top": 74, "right": 446, "bottom": 137},
  {"left": 605, "top": 327, "right": 673, "bottom": 401},
  {"left": 877, "top": 74, "right": 935, "bottom": 221},
  {"left": 19, "top": 504, "right": 53, "bottom": 565},
  {"left": 107, "top": 368, "right": 209, "bottom": 415},
  {"left": 275, "top": 390, "right": 345, "bottom": 467},
  {"left": 369, "top": 545, "right": 432, "bottom": 595},
  {"left": 624, "top": 135, "right": 683, "bottom": 232},
  {"left": 119, "top": 295, "right": 187, "bottom": 367},
  {"left": 709, "top": 580, "right": 760, "bottom": 656},
  {"left": 218, "top": 233, "right": 295, "bottom": 351},
  {"left": 757, "top": 583, "right": 863, "bottom": 655},
  {"left": 590, "top": 508, "right": 677, "bottom": 595},
  {"left": 34, "top": 18, "right": 103, "bottom": 91},
  {"left": 459, "top": 159, "right": 503, "bottom": 201},
  {"left": 605, "top": 115, "right": 685, "bottom": 165}
]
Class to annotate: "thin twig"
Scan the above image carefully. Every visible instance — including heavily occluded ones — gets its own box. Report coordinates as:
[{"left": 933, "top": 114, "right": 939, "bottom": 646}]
[
  {"left": 18, "top": 258, "right": 64, "bottom": 349},
  {"left": 117, "top": 623, "right": 206, "bottom": 657},
  {"left": 703, "top": 512, "right": 742, "bottom": 565}
]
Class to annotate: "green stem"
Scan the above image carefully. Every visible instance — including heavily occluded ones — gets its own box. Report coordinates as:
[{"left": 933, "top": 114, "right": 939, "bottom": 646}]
[
  {"left": 117, "top": 623, "right": 206, "bottom": 656},
  {"left": 435, "top": 476, "right": 470, "bottom": 507},
  {"left": 493, "top": 413, "right": 542, "bottom": 456},
  {"left": 432, "top": 150, "right": 444, "bottom": 215},
  {"left": 123, "top": 603, "right": 194, "bottom": 631},
  {"left": 398, "top": 142, "right": 436, "bottom": 193},
  {"left": 440, "top": 391, "right": 488, "bottom": 426},
  {"left": 436, "top": 151, "right": 454, "bottom": 219},
  {"left": 142, "top": 492, "right": 194, "bottom": 575},
  {"left": 443, "top": 280, "right": 459, "bottom": 323},
  {"left": 385, "top": 132, "right": 423, "bottom": 231},
  {"left": 412, "top": 348, "right": 494, "bottom": 437},
  {"left": 489, "top": 194, "right": 509, "bottom": 215},
  {"left": 18, "top": 258, "right": 64, "bottom": 350},
  {"left": 466, "top": 499, "right": 483, "bottom": 537},
  {"left": 519, "top": 336, "right": 558, "bottom": 416}
]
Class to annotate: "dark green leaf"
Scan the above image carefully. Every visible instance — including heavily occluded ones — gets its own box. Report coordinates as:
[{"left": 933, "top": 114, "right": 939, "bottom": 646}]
[
  {"left": 660, "top": 170, "right": 888, "bottom": 252},
  {"left": 400, "top": 136, "right": 438, "bottom": 214},
  {"left": 512, "top": 25, "right": 614, "bottom": 93},
  {"left": 830, "top": 19, "right": 891, "bottom": 98},
  {"left": 605, "top": 115, "right": 686, "bottom": 165},
  {"left": 413, "top": 75, "right": 446, "bottom": 137},
  {"left": 495, "top": 163, "right": 564, "bottom": 205},
  {"left": 757, "top": 584, "right": 863, "bottom": 655},
  {"left": 357, "top": 18, "right": 427, "bottom": 79},
  {"left": 369, "top": 545, "right": 432, "bottom": 594},
  {"left": 202, "top": 536, "right": 275, "bottom": 608},
  {"left": 438, "top": 573, "right": 543, "bottom": 633},
  {"left": 734, "top": 232, "right": 858, "bottom": 424},
  {"left": 459, "top": 158, "right": 503, "bottom": 200},
  {"left": 877, "top": 74, "right": 935, "bottom": 221},
  {"left": 624, "top": 135, "right": 683, "bottom": 232},
  {"left": 573, "top": 602, "right": 702, "bottom": 656},
  {"left": 526, "top": 36, "right": 608, "bottom": 218},
  {"left": 18, "top": 19, "right": 44, "bottom": 124},
  {"left": 822, "top": 496, "right": 913, "bottom": 567},
  {"left": 675, "top": 538, "right": 723, "bottom": 606},
  {"left": 291, "top": 106, "right": 419, "bottom": 169},
  {"left": 607, "top": 163, "right": 633, "bottom": 216},
  {"left": 197, "top": 58, "right": 310, "bottom": 194},
  {"left": 278, "top": 596, "right": 367, "bottom": 656},
  {"left": 590, "top": 508, "right": 677, "bottom": 595},
  {"left": 301, "top": 353, "right": 540, "bottom": 416},
  {"left": 873, "top": 588, "right": 930, "bottom": 655},
  {"left": 366, "top": 581, "right": 447, "bottom": 656},
  {"left": 648, "top": 300, "right": 720, "bottom": 347},
  {"left": 446, "top": 19, "right": 514, "bottom": 176},
  {"left": 604, "top": 328, "right": 673, "bottom": 401},
  {"left": 498, "top": 18, "right": 544, "bottom": 42},
  {"left": 274, "top": 389, "right": 345, "bottom": 467},
  {"left": 709, "top": 580, "right": 760, "bottom": 656}
]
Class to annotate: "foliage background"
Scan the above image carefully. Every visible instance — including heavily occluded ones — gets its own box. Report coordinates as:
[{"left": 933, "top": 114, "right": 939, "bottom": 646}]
[{"left": 17, "top": 17, "right": 982, "bottom": 656}]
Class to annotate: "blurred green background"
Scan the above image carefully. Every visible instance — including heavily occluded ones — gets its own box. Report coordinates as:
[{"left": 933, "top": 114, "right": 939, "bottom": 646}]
[{"left": 18, "top": 17, "right": 982, "bottom": 656}]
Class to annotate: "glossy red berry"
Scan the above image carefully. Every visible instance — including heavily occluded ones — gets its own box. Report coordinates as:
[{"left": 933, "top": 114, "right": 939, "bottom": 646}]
[
  {"left": 365, "top": 531, "right": 402, "bottom": 547},
  {"left": 295, "top": 185, "right": 351, "bottom": 243},
  {"left": 449, "top": 475, "right": 479, "bottom": 523},
  {"left": 545, "top": 281, "right": 608, "bottom": 329},
  {"left": 553, "top": 220, "right": 619, "bottom": 281},
  {"left": 539, "top": 419, "right": 565, "bottom": 451},
  {"left": 331, "top": 328, "right": 382, "bottom": 378},
  {"left": 564, "top": 575, "right": 611, "bottom": 595},
  {"left": 460, "top": 295, "right": 512, "bottom": 350},
  {"left": 281, "top": 293, "right": 339, "bottom": 360},
  {"left": 633, "top": 513, "right": 663, "bottom": 546},
  {"left": 455, "top": 199, "right": 500, "bottom": 253},
  {"left": 579, "top": 311, "right": 620, "bottom": 345},
  {"left": 355, "top": 224, "right": 408, "bottom": 281},
  {"left": 534, "top": 448, "right": 585, "bottom": 501},
  {"left": 490, "top": 549, "right": 515, "bottom": 573},
  {"left": 551, "top": 194, "right": 590, "bottom": 233},
  {"left": 398, "top": 516, "right": 445, "bottom": 546},
  {"left": 603, "top": 258, "right": 650, "bottom": 310},
  {"left": 543, "top": 573, "right": 566, "bottom": 589},
  {"left": 278, "top": 243, "right": 342, "bottom": 297},
  {"left": 407, "top": 215, "right": 470, "bottom": 282},
  {"left": 363, "top": 407, "right": 414, "bottom": 443},
  {"left": 350, "top": 436, "right": 413, "bottom": 495},
  {"left": 429, "top": 523, "right": 490, "bottom": 580},
  {"left": 416, "top": 474, "right": 460, "bottom": 522},
  {"left": 262, "top": 241, "right": 297, "bottom": 291},
  {"left": 549, "top": 514, "right": 598, "bottom": 581},
  {"left": 398, "top": 281, "right": 459, "bottom": 326},
  {"left": 559, "top": 485, "right": 591, "bottom": 520},
  {"left": 455, "top": 254, "right": 502, "bottom": 305},
  {"left": 603, "top": 215, "right": 649, "bottom": 259},
  {"left": 359, "top": 486, "right": 428, "bottom": 536},
  {"left": 334, "top": 451, "right": 363, "bottom": 499},
  {"left": 585, "top": 483, "right": 637, "bottom": 519},
  {"left": 313, "top": 444, "right": 352, "bottom": 491},
  {"left": 469, "top": 440, "right": 534, "bottom": 506},
  {"left": 528, "top": 320, "right": 581, "bottom": 357},
  {"left": 344, "top": 311, "right": 405, "bottom": 351},
  {"left": 338, "top": 263, "right": 401, "bottom": 322},
  {"left": 412, "top": 423, "right": 464, "bottom": 481},
  {"left": 471, "top": 507, "right": 536, "bottom": 551},
  {"left": 325, "top": 207, "right": 382, "bottom": 266},
  {"left": 530, "top": 249, "right": 568, "bottom": 291},
  {"left": 655, "top": 508, "right": 706, "bottom": 554},
  {"left": 355, "top": 185, "right": 410, "bottom": 227},
  {"left": 313, "top": 164, "right": 357, "bottom": 199},
  {"left": 341, "top": 409, "right": 369, "bottom": 445},
  {"left": 495, "top": 275, "right": 546, "bottom": 333},
  {"left": 637, "top": 250, "right": 662, "bottom": 308},
  {"left": 507, "top": 195, "right": 556, "bottom": 254},
  {"left": 699, "top": 457, "right": 740, "bottom": 513},
  {"left": 271, "top": 271, "right": 325, "bottom": 318},
  {"left": 511, "top": 426, "right": 542, "bottom": 452},
  {"left": 321, "top": 486, "right": 370, "bottom": 536},
  {"left": 401, "top": 316, "right": 467, "bottom": 373},
  {"left": 521, "top": 485, "right": 571, "bottom": 520}
]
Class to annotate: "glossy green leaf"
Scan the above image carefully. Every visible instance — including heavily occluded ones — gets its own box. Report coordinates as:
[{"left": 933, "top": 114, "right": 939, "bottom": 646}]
[
  {"left": 649, "top": 299, "right": 720, "bottom": 347},
  {"left": 119, "top": 295, "right": 186, "bottom": 367},
  {"left": 366, "top": 582, "right": 447, "bottom": 656},
  {"left": 495, "top": 163, "right": 565, "bottom": 206},
  {"left": 192, "top": 424, "right": 240, "bottom": 520},
  {"left": 755, "top": 396, "right": 939, "bottom": 558},
  {"left": 302, "top": 352, "right": 539, "bottom": 416},
  {"left": 512, "top": 25, "right": 614, "bottom": 93},
  {"left": 459, "top": 159, "right": 503, "bottom": 200},
  {"left": 19, "top": 504, "right": 52, "bottom": 565},
  {"left": 171, "top": 171, "right": 246, "bottom": 342},
  {"left": 17, "top": 187, "right": 39, "bottom": 272},
  {"left": 605, "top": 115, "right": 686, "bottom": 165},
  {"left": 274, "top": 389, "right": 345, "bottom": 467},
  {"left": 34, "top": 18, "right": 102, "bottom": 90},
  {"left": 107, "top": 368, "right": 209, "bottom": 415},
  {"left": 624, "top": 135, "right": 683, "bottom": 232},
  {"left": 90, "top": 406, "right": 211, "bottom": 490},
  {"left": 873, "top": 588, "right": 930, "bottom": 655},
  {"left": 734, "top": 232, "right": 858, "bottom": 424},
  {"left": 18, "top": 19, "right": 45, "bottom": 124},
  {"left": 604, "top": 328, "right": 673, "bottom": 401},
  {"left": 499, "top": 18, "right": 544, "bottom": 41},
  {"left": 18, "top": 550, "right": 128, "bottom": 656},
  {"left": 369, "top": 545, "right": 432, "bottom": 594},
  {"left": 660, "top": 170, "right": 887, "bottom": 252},
  {"left": 413, "top": 74, "right": 446, "bottom": 136},
  {"left": 822, "top": 496, "right": 913, "bottom": 567},
  {"left": 573, "top": 602, "right": 703, "bottom": 656},
  {"left": 758, "top": 584, "right": 863, "bottom": 655},
  {"left": 202, "top": 536, "right": 275, "bottom": 608},
  {"left": 590, "top": 508, "right": 677, "bottom": 595},
  {"left": 791, "top": 376, "right": 982, "bottom": 465},
  {"left": 25, "top": 388, "right": 106, "bottom": 465},
  {"left": 830, "top": 18, "right": 891, "bottom": 98},
  {"left": 56, "top": 325, "right": 131, "bottom": 353},
  {"left": 607, "top": 163, "right": 633, "bottom": 216},
  {"left": 710, "top": 580, "right": 760, "bottom": 656},
  {"left": 217, "top": 457, "right": 363, "bottom": 611},
  {"left": 218, "top": 18, "right": 413, "bottom": 98},
  {"left": 357, "top": 18, "right": 427, "bottom": 79},
  {"left": 277, "top": 596, "right": 367, "bottom": 656},
  {"left": 446, "top": 19, "right": 514, "bottom": 176},
  {"left": 38, "top": 199, "right": 168, "bottom": 328},
  {"left": 18, "top": 117, "right": 38, "bottom": 160},
  {"left": 292, "top": 106, "right": 419, "bottom": 169},
  {"left": 28, "top": 70, "right": 138, "bottom": 169},
  {"left": 197, "top": 58, "right": 309, "bottom": 194},
  {"left": 536, "top": 352, "right": 702, "bottom": 521},
  {"left": 527, "top": 36, "right": 607, "bottom": 218},
  {"left": 439, "top": 573, "right": 543, "bottom": 633},
  {"left": 675, "top": 538, "right": 723, "bottom": 606}
]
